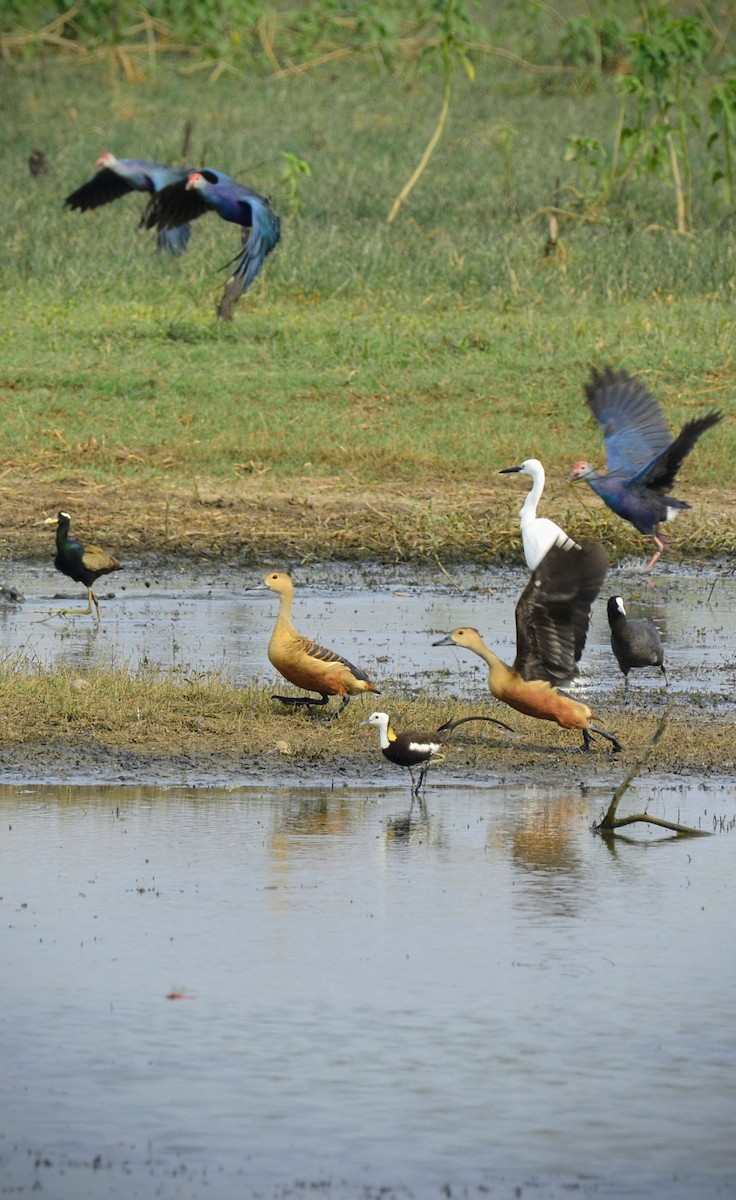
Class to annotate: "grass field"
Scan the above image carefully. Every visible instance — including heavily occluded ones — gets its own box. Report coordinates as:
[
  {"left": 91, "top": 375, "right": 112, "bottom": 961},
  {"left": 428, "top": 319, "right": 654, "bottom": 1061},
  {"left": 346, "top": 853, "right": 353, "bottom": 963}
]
[{"left": 1, "top": 22, "right": 735, "bottom": 564}]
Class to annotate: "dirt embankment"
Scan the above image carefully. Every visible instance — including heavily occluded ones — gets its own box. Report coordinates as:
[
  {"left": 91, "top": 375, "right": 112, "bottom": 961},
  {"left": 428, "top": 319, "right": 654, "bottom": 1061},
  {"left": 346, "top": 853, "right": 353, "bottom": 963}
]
[
  {"left": 2, "top": 475, "right": 733, "bottom": 565},
  {"left": 1, "top": 476, "right": 733, "bottom": 785}
]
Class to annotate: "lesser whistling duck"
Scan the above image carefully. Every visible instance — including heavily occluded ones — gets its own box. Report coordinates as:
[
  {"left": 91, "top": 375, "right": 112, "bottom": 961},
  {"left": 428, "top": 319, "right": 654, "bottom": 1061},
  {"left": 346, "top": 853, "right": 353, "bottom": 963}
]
[
  {"left": 265, "top": 571, "right": 379, "bottom": 719},
  {"left": 44, "top": 511, "right": 122, "bottom": 621},
  {"left": 607, "top": 596, "right": 667, "bottom": 690},
  {"left": 434, "top": 626, "right": 621, "bottom": 752},
  {"left": 361, "top": 710, "right": 514, "bottom": 798},
  {"left": 500, "top": 458, "right": 580, "bottom": 571},
  {"left": 569, "top": 366, "right": 723, "bottom": 571}
]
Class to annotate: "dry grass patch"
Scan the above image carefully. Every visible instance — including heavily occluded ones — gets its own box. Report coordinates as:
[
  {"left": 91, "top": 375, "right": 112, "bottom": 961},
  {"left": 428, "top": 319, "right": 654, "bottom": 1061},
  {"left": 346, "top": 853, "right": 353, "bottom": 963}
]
[{"left": 0, "top": 662, "right": 734, "bottom": 776}]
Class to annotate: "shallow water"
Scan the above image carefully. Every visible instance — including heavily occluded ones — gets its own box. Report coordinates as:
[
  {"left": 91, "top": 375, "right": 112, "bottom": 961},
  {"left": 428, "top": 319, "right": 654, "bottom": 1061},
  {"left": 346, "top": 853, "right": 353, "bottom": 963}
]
[
  {"left": 1, "top": 778, "right": 735, "bottom": 1199},
  {"left": 2, "top": 559, "right": 735, "bottom": 707}
]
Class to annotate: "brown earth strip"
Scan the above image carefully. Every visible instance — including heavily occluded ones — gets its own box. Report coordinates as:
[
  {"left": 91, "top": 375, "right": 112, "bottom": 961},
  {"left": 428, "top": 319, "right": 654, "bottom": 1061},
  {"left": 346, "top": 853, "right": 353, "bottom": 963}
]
[{"left": 1, "top": 476, "right": 733, "bottom": 565}]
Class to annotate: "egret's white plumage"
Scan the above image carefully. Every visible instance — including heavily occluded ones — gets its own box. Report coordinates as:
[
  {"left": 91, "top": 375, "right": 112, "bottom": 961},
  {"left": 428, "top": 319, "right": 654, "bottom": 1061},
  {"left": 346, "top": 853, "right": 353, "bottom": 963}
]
[{"left": 500, "top": 458, "right": 579, "bottom": 571}]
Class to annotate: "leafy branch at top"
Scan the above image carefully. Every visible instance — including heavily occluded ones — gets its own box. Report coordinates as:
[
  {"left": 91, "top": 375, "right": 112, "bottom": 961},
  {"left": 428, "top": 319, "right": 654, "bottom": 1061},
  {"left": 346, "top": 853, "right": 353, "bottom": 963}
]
[{"left": 386, "top": 0, "right": 476, "bottom": 223}]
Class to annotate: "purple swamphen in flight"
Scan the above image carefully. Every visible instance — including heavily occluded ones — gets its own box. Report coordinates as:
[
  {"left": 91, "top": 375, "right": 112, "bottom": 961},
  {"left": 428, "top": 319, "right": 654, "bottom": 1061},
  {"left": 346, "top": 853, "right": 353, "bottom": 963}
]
[
  {"left": 141, "top": 168, "right": 281, "bottom": 319},
  {"left": 569, "top": 366, "right": 723, "bottom": 571},
  {"left": 65, "top": 152, "right": 192, "bottom": 255}
]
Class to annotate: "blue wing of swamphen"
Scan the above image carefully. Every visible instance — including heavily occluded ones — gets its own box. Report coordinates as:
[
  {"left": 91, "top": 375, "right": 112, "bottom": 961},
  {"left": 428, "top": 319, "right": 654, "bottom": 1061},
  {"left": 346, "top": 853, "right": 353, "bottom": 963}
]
[{"left": 584, "top": 366, "right": 673, "bottom": 476}]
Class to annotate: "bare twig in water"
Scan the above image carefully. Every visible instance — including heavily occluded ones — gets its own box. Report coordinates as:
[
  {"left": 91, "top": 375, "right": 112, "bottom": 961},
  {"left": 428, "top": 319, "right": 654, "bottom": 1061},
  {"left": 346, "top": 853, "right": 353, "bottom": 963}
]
[
  {"left": 434, "top": 555, "right": 463, "bottom": 593},
  {"left": 594, "top": 702, "right": 710, "bottom": 838}
]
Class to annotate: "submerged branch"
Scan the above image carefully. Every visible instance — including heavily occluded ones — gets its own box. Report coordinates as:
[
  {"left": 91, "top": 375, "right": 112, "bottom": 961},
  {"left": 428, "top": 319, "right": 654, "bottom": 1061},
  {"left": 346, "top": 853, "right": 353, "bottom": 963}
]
[{"left": 594, "top": 703, "right": 709, "bottom": 837}]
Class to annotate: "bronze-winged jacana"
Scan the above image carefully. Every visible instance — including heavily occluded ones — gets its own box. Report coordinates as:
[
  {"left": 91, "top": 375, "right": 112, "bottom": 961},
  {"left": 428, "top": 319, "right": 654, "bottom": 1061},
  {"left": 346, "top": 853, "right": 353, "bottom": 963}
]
[{"left": 44, "top": 511, "right": 122, "bottom": 621}]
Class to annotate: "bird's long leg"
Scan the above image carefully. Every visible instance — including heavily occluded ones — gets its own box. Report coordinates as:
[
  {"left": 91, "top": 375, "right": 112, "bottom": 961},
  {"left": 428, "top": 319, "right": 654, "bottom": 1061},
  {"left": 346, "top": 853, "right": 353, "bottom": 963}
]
[
  {"left": 644, "top": 536, "right": 665, "bottom": 573},
  {"left": 55, "top": 589, "right": 95, "bottom": 619},
  {"left": 272, "top": 693, "right": 329, "bottom": 709},
  {"left": 660, "top": 664, "right": 669, "bottom": 687},
  {"left": 318, "top": 695, "right": 351, "bottom": 722},
  {"left": 588, "top": 723, "right": 622, "bottom": 753}
]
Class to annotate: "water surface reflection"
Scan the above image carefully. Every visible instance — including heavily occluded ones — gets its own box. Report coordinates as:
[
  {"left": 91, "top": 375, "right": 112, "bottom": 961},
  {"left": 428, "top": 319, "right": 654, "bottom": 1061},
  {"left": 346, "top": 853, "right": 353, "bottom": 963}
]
[{"left": 1, "top": 779, "right": 735, "bottom": 1199}]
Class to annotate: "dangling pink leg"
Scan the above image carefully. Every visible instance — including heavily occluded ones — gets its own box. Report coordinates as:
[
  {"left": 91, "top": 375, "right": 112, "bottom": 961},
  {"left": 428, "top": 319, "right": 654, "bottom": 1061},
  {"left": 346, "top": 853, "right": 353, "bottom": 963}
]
[{"left": 644, "top": 535, "right": 665, "bottom": 573}]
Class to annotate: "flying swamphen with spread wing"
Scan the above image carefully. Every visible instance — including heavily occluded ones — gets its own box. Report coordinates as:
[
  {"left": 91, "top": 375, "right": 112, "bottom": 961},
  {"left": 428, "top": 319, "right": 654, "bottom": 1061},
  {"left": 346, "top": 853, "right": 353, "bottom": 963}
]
[
  {"left": 569, "top": 366, "right": 723, "bottom": 571},
  {"left": 65, "top": 153, "right": 192, "bottom": 254},
  {"left": 141, "top": 168, "right": 281, "bottom": 319}
]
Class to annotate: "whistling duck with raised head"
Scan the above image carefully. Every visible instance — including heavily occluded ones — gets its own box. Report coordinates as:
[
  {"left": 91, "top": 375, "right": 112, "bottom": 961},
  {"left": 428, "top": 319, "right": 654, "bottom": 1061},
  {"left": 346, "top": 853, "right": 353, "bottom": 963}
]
[
  {"left": 607, "top": 596, "right": 667, "bottom": 690},
  {"left": 265, "top": 571, "right": 379, "bottom": 719},
  {"left": 434, "top": 625, "right": 621, "bottom": 752},
  {"left": 44, "top": 511, "right": 122, "bottom": 621},
  {"left": 569, "top": 366, "right": 722, "bottom": 571}
]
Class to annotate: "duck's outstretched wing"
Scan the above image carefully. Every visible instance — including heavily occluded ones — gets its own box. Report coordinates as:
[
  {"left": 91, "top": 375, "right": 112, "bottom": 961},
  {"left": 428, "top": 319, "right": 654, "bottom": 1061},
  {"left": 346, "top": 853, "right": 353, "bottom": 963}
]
[{"left": 514, "top": 540, "right": 608, "bottom": 686}]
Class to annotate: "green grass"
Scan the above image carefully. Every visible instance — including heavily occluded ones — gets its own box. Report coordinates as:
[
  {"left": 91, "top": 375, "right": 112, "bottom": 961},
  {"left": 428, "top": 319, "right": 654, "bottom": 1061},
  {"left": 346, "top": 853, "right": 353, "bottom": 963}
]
[{"left": 1, "top": 52, "right": 734, "bottom": 504}]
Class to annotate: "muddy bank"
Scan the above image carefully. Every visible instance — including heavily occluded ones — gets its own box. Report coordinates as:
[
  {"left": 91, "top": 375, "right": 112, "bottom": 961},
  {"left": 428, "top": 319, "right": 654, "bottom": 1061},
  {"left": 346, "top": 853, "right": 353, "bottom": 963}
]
[
  {"left": 1, "top": 552, "right": 733, "bottom": 785},
  {"left": 2, "top": 475, "right": 733, "bottom": 565},
  {"left": 2, "top": 703, "right": 733, "bottom": 789}
]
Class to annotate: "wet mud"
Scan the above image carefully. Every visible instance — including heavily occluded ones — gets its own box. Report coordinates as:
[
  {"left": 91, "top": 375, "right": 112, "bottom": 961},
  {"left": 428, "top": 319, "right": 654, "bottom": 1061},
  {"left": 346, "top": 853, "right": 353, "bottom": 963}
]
[{"left": 0, "top": 557, "right": 734, "bottom": 787}]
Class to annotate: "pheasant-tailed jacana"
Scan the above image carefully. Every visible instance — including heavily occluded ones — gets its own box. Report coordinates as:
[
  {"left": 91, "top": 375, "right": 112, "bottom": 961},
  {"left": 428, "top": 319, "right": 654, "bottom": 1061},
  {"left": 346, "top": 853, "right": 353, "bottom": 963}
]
[
  {"left": 500, "top": 458, "right": 580, "bottom": 571},
  {"left": 569, "top": 366, "right": 723, "bottom": 571},
  {"left": 361, "top": 710, "right": 514, "bottom": 798},
  {"left": 607, "top": 595, "right": 667, "bottom": 691},
  {"left": 264, "top": 571, "right": 379, "bottom": 719},
  {"left": 44, "top": 511, "right": 122, "bottom": 621},
  {"left": 434, "top": 624, "right": 621, "bottom": 753}
]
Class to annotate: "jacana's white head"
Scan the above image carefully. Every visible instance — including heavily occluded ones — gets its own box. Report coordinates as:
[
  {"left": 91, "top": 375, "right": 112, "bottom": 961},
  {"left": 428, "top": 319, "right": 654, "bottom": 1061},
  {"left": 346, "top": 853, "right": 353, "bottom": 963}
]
[
  {"left": 186, "top": 172, "right": 205, "bottom": 191},
  {"left": 95, "top": 152, "right": 117, "bottom": 170},
  {"left": 569, "top": 460, "right": 594, "bottom": 481},
  {"left": 361, "top": 711, "right": 390, "bottom": 732}
]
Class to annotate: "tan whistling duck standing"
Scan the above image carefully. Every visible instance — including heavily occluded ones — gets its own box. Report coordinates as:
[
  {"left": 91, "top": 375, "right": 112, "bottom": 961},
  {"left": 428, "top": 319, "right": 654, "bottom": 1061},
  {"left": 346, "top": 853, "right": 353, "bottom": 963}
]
[
  {"left": 265, "top": 571, "right": 380, "bottom": 719},
  {"left": 433, "top": 623, "right": 621, "bottom": 753},
  {"left": 361, "top": 710, "right": 515, "bottom": 798}
]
